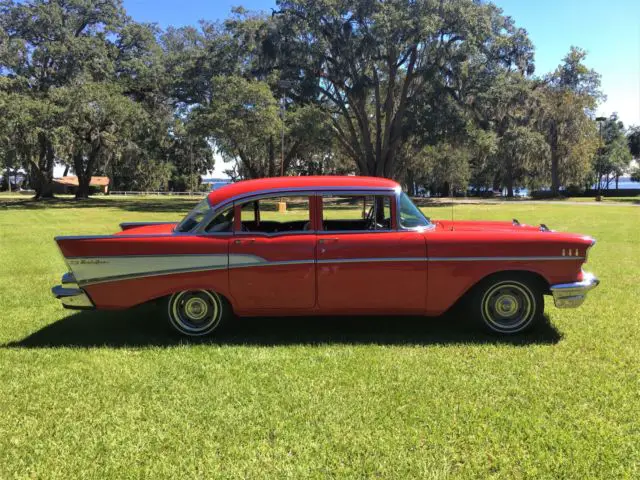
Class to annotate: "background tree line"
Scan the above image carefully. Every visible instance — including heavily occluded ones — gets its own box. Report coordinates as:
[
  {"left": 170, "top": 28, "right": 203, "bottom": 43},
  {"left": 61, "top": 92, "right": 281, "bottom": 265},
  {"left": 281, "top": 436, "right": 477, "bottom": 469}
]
[{"left": 0, "top": 0, "right": 638, "bottom": 199}]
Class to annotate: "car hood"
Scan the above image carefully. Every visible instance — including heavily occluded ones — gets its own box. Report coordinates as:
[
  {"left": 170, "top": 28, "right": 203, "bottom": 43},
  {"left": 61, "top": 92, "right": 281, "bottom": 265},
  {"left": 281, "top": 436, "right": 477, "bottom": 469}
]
[{"left": 433, "top": 219, "right": 546, "bottom": 233}]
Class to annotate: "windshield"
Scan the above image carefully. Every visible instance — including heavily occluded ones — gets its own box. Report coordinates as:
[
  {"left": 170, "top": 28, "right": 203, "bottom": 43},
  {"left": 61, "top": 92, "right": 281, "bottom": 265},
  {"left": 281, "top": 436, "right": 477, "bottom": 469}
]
[
  {"left": 398, "top": 192, "right": 430, "bottom": 229},
  {"left": 175, "top": 198, "right": 212, "bottom": 232}
]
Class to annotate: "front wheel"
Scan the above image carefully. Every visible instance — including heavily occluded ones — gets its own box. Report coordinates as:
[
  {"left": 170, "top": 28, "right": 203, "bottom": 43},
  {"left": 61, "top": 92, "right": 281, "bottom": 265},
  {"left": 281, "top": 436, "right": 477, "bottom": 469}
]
[
  {"left": 471, "top": 275, "right": 543, "bottom": 334},
  {"left": 167, "top": 289, "right": 230, "bottom": 337}
]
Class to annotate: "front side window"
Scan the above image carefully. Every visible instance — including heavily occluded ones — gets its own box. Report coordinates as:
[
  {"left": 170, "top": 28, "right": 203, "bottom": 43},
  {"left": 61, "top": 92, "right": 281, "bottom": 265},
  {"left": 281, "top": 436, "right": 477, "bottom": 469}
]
[
  {"left": 205, "top": 207, "right": 234, "bottom": 233},
  {"left": 322, "top": 195, "right": 392, "bottom": 231},
  {"left": 239, "top": 196, "right": 311, "bottom": 233},
  {"left": 175, "top": 198, "right": 211, "bottom": 232},
  {"left": 398, "top": 192, "right": 430, "bottom": 229}
]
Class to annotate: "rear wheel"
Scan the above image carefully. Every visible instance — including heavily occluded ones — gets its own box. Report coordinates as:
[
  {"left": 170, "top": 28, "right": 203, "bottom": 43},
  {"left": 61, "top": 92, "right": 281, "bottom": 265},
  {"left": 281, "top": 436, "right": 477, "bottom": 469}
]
[
  {"left": 167, "top": 289, "right": 229, "bottom": 337},
  {"left": 472, "top": 274, "right": 543, "bottom": 334}
]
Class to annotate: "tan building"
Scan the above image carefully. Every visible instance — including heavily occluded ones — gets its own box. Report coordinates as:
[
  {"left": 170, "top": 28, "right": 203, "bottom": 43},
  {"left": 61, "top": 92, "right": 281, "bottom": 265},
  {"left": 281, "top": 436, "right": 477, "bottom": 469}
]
[{"left": 52, "top": 176, "right": 110, "bottom": 194}]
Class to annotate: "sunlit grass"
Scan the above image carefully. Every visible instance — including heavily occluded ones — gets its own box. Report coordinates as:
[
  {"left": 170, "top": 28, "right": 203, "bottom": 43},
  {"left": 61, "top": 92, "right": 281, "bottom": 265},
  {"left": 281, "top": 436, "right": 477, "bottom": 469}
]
[{"left": 0, "top": 196, "right": 638, "bottom": 478}]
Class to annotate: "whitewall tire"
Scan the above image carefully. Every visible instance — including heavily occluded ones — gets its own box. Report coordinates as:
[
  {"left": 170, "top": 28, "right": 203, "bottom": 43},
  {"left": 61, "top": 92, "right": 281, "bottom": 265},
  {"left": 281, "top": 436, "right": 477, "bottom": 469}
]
[
  {"left": 472, "top": 275, "right": 543, "bottom": 334},
  {"left": 167, "top": 289, "right": 228, "bottom": 337}
]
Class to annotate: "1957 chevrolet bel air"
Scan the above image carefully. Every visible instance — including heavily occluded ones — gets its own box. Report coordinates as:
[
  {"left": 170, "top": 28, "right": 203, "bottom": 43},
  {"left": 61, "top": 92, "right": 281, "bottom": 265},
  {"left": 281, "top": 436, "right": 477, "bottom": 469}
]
[{"left": 52, "top": 176, "right": 599, "bottom": 336}]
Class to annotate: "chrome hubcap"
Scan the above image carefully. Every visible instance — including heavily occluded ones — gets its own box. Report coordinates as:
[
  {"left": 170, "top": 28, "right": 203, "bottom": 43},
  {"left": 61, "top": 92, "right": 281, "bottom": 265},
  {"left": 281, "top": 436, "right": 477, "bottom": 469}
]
[
  {"left": 494, "top": 294, "right": 519, "bottom": 317},
  {"left": 169, "top": 290, "right": 221, "bottom": 334},
  {"left": 184, "top": 297, "right": 208, "bottom": 321},
  {"left": 482, "top": 281, "right": 535, "bottom": 332}
]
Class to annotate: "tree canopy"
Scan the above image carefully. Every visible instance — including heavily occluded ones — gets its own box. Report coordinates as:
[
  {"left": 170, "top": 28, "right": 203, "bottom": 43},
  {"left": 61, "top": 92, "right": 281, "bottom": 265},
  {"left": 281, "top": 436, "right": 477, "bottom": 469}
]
[{"left": 0, "top": 0, "right": 636, "bottom": 198}]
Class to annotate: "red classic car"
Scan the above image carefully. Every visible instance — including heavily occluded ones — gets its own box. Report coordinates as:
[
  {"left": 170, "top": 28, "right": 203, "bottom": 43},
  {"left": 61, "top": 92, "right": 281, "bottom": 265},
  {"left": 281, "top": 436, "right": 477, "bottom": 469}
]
[{"left": 52, "top": 176, "right": 599, "bottom": 336}]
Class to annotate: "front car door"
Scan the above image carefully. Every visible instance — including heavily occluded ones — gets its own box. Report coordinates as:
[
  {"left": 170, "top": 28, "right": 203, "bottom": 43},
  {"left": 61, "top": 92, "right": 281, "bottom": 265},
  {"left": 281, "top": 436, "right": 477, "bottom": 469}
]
[
  {"left": 316, "top": 192, "right": 427, "bottom": 314},
  {"left": 228, "top": 193, "right": 317, "bottom": 313}
]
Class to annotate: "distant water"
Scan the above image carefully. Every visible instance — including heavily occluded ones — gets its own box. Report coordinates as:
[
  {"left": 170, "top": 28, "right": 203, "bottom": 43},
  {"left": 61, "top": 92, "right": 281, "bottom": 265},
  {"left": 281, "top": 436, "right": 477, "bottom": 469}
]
[
  {"left": 595, "top": 177, "right": 640, "bottom": 190},
  {"left": 509, "top": 176, "right": 639, "bottom": 196}
]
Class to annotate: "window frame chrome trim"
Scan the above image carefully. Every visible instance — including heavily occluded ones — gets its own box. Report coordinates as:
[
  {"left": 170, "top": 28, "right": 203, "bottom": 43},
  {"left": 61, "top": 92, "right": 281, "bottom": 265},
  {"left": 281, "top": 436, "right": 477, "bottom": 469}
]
[
  {"left": 318, "top": 190, "right": 396, "bottom": 233},
  {"left": 231, "top": 190, "right": 315, "bottom": 236},
  {"left": 198, "top": 186, "right": 400, "bottom": 235},
  {"left": 201, "top": 204, "right": 235, "bottom": 235},
  {"left": 396, "top": 192, "right": 435, "bottom": 232}
]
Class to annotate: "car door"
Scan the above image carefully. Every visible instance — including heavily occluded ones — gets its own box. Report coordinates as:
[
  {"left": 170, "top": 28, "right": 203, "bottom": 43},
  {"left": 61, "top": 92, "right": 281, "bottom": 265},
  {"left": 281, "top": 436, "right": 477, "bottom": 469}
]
[
  {"left": 228, "top": 194, "right": 317, "bottom": 311},
  {"left": 316, "top": 193, "right": 427, "bottom": 313}
]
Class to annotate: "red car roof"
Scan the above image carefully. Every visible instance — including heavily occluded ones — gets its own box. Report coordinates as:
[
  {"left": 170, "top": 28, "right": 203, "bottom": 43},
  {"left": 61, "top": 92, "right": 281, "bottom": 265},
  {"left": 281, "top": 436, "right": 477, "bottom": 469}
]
[{"left": 207, "top": 176, "right": 399, "bottom": 206}]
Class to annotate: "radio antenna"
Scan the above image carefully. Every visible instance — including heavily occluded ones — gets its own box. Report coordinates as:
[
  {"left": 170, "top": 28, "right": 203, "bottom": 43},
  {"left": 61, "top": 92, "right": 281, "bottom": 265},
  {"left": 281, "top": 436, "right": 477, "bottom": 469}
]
[{"left": 450, "top": 179, "right": 454, "bottom": 230}]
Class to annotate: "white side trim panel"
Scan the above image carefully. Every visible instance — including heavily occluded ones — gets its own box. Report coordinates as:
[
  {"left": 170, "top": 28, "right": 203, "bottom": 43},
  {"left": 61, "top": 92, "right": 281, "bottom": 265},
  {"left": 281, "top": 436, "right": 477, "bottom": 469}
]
[
  {"left": 66, "top": 253, "right": 579, "bottom": 286},
  {"left": 67, "top": 254, "right": 233, "bottom": 284}
]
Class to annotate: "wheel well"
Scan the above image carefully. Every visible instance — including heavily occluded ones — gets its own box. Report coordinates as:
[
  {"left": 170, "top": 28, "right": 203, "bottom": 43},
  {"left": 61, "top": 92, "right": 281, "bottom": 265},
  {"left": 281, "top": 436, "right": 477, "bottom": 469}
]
[
  {"left": 472, "top": 270, "right": 551, "bottom": 296},
  {"left": 439, "top": 270, "right": 551, "bottom": 316},
  {"left": 156, "top": 289, "right": 235, "bottom": 313}
]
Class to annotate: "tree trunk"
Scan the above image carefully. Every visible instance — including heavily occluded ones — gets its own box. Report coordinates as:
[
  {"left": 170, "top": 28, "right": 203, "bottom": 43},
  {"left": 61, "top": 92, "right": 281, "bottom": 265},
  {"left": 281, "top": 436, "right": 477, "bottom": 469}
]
[
  {"left": 492, "top": 175, "right": 501, "bottom": 193},
  {"left": 506, "top": 179, "right": 514, "bottom": 198},
  {"left": 32, "top": 134, "right": 56, "bottom": 199},
  {"left": 267, "top": 136, "right": 276, "bottom": 177},
  {"left": 505, "top": 163, "right": 514, "bottom": 198},
  {"left": 3, "top": 165, "right": 11, "bottom": 192},
  {"left": 74, "top": 149, "right": 98, "bottom": 200},
  {"left": 550, "top": 152, "right": 560, "bottom": 195},
  {"left": 406, "top": 169, "right": 415, "bottom": 196},
  {"left": 549, "top": 121, "right": 560, "bottom": 196}
]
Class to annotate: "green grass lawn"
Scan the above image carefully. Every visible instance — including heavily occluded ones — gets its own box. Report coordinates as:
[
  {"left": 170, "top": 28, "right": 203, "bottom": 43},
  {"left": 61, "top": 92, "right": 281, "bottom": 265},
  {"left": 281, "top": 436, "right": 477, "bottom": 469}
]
[{"left": 0, "top": 196, "right": 638, "bottom": 478}]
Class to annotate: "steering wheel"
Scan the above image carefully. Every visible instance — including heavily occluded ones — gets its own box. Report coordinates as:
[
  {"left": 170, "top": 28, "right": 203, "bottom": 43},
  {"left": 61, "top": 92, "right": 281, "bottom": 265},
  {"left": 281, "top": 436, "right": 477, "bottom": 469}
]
[{"left": 240, "top": 223, "right": 250, "bottom": 232}]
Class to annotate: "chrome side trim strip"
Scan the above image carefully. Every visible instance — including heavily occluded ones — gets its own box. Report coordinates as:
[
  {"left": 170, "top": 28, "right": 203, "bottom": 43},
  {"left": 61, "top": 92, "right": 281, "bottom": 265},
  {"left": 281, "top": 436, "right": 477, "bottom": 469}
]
[
  {"left": 120, "top": 221, "right": 177, "bottom": 229},
  {"left": 234, "top": 231, "right": 317, "bottom": 237},
  {"left": 319, "top": 230, "right": 394, "bottom": 235},
  {"left": 229, "top": 259, "right": 314, "bottom": 269},
  {"left": 56, "top": 233, "right": 177, "bottom": 241},
  {"left": 317, "top": 257, "right": 425, "bottom": 264},
  {"left": 67, "top": 253, "right": 233, "bottom": 260},
  {"left": 427, "top": 256, "right": 584, "bottom": 262}
]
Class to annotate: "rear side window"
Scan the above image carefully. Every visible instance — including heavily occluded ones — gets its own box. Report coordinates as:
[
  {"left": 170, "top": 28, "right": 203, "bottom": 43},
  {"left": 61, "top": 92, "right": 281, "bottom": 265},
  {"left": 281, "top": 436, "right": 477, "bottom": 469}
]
[
  {"left": 322, "top": 195, "right": 392, "bottom": 231},
  {"left": 239, "top": 196, "right": 312, "bottom": 234}
]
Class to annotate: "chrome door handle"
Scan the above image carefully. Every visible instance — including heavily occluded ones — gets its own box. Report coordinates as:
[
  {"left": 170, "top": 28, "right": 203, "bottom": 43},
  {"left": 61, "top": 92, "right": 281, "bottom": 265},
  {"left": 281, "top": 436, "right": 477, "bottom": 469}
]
[
  {"left": 234, "top": 239, "right": 255, "bottom": 245},
  {"left": 318, "top": 238, "right": 338, "bottom": 244}
]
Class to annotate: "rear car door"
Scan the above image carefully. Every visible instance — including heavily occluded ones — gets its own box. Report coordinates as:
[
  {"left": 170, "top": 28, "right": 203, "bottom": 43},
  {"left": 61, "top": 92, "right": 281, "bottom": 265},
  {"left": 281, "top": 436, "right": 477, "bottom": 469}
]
[
  {"left": 316, "top": 193, "right": 427, "bottom": 313},
  {"left": 228, "top": 194, "right": 316, "bottom": 311}
]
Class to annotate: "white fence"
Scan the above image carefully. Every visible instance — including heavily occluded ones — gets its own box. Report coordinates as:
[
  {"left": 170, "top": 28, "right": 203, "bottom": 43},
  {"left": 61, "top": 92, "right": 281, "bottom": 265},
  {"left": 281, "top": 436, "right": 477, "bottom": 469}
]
[{"left": 108, "top": 191, "right": 207, "bottom": 196}]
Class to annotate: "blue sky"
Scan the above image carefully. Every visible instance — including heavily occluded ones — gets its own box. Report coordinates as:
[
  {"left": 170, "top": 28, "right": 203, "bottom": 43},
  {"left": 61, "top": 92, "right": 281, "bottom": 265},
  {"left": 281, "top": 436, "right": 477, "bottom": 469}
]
[{"left": 124, "top": 0, "right": 640, "bottom": 127}]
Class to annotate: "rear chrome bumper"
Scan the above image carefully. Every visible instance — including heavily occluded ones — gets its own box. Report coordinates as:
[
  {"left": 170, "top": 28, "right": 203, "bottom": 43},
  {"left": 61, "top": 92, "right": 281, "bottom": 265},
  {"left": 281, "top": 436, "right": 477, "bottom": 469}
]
[
  {"left": 52, "top": 273, "right": 94, "bottom": 310},
  {"left": 550, "top": 271, "right": 600, "bottom": 308}
]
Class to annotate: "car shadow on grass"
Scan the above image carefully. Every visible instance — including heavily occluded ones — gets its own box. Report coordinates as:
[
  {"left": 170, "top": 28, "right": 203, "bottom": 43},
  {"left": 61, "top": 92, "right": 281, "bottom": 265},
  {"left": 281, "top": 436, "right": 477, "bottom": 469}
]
[{"left": 5, "top": 303, "right": 562, "bottom": 348}]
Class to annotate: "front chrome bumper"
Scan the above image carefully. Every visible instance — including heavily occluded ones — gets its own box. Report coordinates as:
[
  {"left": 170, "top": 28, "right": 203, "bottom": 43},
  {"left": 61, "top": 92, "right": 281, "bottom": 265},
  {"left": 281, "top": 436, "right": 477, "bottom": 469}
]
[
  {"left": 52, "top": 272, "right": 94, "bottom": 310},
  {"left": 550, "top": 271, "right": 600, "bottom": 308}
]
